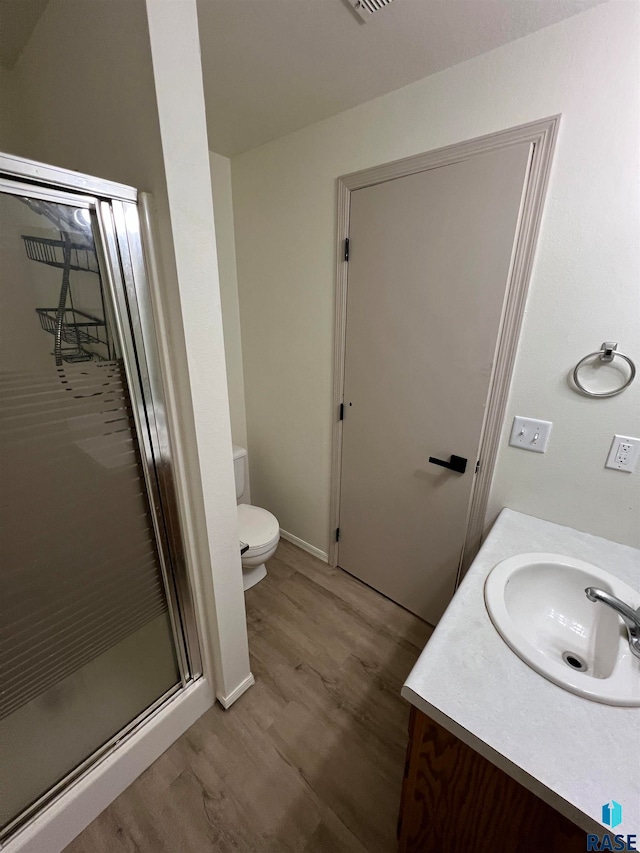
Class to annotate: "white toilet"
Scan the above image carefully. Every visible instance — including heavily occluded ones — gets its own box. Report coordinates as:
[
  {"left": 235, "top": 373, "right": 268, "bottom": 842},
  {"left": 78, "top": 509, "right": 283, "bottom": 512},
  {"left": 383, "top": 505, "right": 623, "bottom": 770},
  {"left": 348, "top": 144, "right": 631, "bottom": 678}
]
[{"left": 233, "top": 445, "right": 280, "bottom": 591}]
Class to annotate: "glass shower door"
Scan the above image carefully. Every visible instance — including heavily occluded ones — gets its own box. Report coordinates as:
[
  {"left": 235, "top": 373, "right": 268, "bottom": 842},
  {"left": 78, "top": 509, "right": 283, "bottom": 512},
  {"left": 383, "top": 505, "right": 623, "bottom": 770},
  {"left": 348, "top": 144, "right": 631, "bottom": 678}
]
[{"left": 0, "top": 181, "right": 195, "bottom": 838}]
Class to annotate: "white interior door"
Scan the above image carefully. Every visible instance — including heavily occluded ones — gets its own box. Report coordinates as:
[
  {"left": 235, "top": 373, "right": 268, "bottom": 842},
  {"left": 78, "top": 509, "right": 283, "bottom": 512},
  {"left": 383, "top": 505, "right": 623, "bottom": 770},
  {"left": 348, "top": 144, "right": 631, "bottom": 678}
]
[{"left": 338, "top": 143, "right": 532, "bottom": 624}]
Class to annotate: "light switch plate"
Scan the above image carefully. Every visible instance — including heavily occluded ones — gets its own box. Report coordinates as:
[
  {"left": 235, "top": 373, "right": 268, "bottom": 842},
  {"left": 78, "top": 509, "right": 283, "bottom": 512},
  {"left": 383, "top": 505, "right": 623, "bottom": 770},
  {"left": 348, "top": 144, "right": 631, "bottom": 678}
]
[
  {"left": 509, "top": 416, "right": 552, "bottom": 453},
  {"left": 605, "top": 435, "right": 640, "bottom": 472}
]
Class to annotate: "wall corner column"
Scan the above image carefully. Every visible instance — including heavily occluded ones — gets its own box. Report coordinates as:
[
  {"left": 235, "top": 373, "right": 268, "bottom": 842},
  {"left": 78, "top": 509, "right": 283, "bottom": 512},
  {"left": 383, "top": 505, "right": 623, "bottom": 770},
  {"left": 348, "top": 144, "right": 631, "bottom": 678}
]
[{"left": 145, "top": 0, "right": 252, "bottom": 705}]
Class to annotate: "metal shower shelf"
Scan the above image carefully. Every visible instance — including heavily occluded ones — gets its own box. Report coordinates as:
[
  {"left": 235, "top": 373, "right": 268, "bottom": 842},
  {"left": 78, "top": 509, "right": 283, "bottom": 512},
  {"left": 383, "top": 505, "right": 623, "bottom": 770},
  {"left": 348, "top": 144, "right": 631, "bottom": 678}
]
[
  {"left": 36, "top": 308, "right": 109, "bottom": 352},
  {"left": 22, "top": 235, "right": 99, "bottom": 273}
]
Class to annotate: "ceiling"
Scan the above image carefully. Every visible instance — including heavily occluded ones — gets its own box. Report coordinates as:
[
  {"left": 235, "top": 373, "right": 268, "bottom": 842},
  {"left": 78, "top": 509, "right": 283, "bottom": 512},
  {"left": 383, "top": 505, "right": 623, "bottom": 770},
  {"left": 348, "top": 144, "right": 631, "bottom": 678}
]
[
  {"left": 0, "top": 0, "right": 49, "bottom": 69},
  {"left": 1, "top": 0, "right": 605, "bottom": 154},
  {"left": 197, "top": 0, "right": 604, "bottom": 157}
]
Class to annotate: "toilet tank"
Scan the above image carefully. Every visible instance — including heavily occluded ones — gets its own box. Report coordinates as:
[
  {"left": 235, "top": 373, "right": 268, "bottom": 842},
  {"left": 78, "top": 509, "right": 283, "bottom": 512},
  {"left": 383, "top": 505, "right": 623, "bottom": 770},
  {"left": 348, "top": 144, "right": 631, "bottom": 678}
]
[{"left": 232, "top": 445, "right": 247, "bottom": 501}]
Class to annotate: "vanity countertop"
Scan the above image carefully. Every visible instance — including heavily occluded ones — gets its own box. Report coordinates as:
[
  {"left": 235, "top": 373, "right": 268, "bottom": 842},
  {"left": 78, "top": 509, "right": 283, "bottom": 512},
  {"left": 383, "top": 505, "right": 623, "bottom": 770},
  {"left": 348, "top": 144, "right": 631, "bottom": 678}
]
[{"left": 402, "top": 508, "right": 640, "bottom": 837}]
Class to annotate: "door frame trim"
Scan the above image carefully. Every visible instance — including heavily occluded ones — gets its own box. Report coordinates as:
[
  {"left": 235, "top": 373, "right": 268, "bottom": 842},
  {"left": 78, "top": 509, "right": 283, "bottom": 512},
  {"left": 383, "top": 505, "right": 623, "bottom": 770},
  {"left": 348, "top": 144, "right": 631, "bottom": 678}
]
[{"left": 329, "top": 116, "right": 560, "bottom": 575}]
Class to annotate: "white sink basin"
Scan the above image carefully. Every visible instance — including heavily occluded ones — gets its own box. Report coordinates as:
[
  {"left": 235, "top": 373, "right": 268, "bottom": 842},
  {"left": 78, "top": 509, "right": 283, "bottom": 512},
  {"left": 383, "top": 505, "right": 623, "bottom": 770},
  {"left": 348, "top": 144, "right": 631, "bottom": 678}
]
[{"left": 485, "top": 553, "right": 640, "bottom": 706}]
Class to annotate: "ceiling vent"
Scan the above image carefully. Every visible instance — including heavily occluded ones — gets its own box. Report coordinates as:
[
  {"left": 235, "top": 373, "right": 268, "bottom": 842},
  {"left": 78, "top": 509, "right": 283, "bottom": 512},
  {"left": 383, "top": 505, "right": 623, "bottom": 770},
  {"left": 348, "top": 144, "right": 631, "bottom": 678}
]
[{"left": 345, "top": 0, "right": 395, "bottom": 23}]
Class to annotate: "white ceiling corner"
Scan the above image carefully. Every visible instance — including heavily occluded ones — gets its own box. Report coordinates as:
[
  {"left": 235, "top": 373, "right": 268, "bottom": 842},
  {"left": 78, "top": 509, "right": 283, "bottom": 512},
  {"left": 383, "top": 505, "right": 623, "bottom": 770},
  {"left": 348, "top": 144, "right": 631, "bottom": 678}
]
[{"left": 0, "top": 0, "right": 50, "bottom": 70}]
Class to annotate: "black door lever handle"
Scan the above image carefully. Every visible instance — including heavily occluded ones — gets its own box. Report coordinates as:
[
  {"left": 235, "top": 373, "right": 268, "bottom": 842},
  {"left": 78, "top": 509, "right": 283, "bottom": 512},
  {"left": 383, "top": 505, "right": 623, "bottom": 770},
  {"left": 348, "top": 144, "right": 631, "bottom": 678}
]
[{"left": 428, "top": 454, "right": 468, "bottom": 474}]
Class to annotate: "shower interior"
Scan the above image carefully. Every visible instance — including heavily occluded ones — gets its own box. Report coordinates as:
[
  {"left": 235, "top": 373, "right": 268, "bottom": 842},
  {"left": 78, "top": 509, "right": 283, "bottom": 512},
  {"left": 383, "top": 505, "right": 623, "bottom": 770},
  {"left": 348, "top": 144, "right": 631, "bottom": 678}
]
[
  {"left": 21, "top": 201, "right": 114, "bottom": 367},
  {"left": 0, "top": 172, "right": 198, "bottom": 842}
]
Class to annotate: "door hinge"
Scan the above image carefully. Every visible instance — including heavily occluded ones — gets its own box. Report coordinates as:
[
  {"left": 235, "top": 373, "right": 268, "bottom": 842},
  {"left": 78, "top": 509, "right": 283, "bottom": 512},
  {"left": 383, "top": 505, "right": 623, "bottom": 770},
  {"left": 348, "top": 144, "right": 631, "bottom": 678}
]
[
  {"left": 344, "top": 237, "right": 350, "bottom": 262},
  {"left": 475, "top": 460, "right": 480, "bottom": 474},
  {"left": 339, "top": 403, "right": 344, "bottom": 421},
  {"left": 335, "top": 527, "right": 341, "bottom": 542}
]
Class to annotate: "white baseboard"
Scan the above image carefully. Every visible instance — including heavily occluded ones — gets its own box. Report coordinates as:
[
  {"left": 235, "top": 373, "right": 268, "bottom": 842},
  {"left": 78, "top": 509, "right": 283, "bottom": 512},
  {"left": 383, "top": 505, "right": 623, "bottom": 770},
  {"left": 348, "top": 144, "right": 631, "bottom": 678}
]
[
  {"left": 5, "top": 679, "right": 215, "bottom": 853},
  {"left": 216, "top": 672, "right": 255, "bottom": 709},
  {"left": 280, "top": 529, "right": 328, "bottom": 563}
]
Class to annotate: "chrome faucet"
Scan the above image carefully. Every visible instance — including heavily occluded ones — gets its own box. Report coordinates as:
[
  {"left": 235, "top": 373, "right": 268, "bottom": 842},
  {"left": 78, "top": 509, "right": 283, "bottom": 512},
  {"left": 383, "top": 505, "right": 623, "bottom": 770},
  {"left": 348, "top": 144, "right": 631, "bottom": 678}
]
[{"left": 585, "top": 588, "right": 640, "bottom": 660}]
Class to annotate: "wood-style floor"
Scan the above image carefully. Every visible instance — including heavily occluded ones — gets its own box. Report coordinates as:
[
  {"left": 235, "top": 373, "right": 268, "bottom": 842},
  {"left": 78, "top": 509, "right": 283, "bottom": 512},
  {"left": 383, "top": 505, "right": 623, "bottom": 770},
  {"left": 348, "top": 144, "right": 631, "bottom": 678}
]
[{"left": 65, "top": 540, "right": 432, "bottom": 853}]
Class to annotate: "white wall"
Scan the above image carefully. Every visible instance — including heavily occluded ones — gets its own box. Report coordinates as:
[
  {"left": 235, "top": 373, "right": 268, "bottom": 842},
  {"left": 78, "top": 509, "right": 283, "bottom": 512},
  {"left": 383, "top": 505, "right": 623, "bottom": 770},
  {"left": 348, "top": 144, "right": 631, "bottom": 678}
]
[
  {"left": 209, "top": 151, "right": 249, "bottom": 454},
  {"left": 231, "top": 1, "right": 640, "bottom": 553},
  {"left": 0, "top": 66, "right": 21, "bottom": 153}
]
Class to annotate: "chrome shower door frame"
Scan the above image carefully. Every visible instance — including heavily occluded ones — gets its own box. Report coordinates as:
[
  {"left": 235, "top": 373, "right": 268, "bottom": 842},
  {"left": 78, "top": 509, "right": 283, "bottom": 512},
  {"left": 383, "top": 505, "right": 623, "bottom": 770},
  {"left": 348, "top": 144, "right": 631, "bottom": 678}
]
[
  {"left": 0, "top": 153, "right": 203, "bottom": 788},
  {"left": 94, "top": 197, "right": 202, "bottom": 683}
]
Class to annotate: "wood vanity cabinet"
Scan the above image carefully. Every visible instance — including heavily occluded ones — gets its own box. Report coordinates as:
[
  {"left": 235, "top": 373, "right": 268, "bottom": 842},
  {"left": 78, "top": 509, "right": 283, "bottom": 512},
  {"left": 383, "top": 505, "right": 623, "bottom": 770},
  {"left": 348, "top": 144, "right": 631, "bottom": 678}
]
[{"left": 398, "top": 707, "right": 587, "bottom": 853}]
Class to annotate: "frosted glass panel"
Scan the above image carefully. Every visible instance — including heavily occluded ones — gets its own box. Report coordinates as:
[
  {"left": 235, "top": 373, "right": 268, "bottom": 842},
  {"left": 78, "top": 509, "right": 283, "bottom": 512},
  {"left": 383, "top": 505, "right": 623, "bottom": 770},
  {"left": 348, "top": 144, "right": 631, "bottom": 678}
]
[{"left": 0, "top": 191, "right": 180, "bottom": 832}]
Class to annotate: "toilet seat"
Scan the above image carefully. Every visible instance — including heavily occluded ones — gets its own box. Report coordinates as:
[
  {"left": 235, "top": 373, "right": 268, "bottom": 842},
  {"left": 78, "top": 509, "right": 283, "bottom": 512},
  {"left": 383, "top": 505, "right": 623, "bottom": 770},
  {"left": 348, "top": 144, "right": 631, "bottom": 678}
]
[{"left": 237, "top": 504, "right": 279, "bottom": 556}]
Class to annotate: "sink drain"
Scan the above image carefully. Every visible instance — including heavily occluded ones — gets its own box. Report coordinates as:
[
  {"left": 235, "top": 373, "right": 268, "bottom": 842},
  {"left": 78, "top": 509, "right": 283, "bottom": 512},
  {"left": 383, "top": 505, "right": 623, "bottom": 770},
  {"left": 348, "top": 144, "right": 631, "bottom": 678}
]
[{"left": 562, "top": 651, "right": 588, "bottom": 672}]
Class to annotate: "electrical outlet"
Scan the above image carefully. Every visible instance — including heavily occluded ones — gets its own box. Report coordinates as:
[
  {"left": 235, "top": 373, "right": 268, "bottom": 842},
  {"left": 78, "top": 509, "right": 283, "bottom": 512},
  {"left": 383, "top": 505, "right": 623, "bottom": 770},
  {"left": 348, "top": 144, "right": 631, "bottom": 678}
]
[
  {"left": 509, "top": 416, "right": 552, "bottom": 453},
  {"left": 605, "top": 435, "right": 640, "bottom": 472}
]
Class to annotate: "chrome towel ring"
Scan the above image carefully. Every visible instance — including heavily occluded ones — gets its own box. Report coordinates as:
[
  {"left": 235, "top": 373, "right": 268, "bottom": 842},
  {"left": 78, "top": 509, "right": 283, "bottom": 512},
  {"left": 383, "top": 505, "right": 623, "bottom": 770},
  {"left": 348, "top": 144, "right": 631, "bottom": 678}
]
[{"left": 573, "top": 341, "right": 636, "bottom": 398}]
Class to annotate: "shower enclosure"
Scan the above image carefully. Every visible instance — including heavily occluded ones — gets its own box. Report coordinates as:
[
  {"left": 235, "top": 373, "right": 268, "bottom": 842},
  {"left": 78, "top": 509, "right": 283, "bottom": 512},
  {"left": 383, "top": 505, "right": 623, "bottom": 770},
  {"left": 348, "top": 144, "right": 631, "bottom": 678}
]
[{"left": 0, "top": 154, "right": 201, "bottom": 841}]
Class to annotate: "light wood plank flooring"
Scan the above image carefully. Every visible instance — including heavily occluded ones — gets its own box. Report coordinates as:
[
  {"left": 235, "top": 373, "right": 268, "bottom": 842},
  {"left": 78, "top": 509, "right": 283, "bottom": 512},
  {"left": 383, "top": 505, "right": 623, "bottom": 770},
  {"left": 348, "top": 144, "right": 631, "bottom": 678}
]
[{"left": 64, "top": 540, "right": 432, "bottom": 853}]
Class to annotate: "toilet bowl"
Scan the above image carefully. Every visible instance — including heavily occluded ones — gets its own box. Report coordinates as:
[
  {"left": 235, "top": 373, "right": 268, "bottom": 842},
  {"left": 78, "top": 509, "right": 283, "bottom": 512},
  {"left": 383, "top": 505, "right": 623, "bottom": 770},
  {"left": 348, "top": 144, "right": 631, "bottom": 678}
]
[
  {"left": 233, "top": 445, "right": 280, "bottom": 591},
  {"left": 238, "top": 503, "right": 279, "bottom": 590}
]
